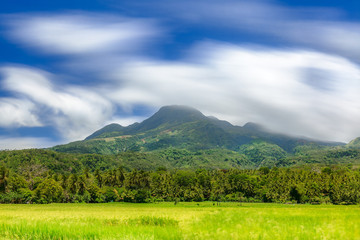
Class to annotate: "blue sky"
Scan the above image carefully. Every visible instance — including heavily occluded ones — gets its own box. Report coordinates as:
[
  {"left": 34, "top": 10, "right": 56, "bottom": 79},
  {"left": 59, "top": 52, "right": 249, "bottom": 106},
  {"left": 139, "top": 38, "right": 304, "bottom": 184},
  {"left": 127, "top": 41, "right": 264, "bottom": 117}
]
[{"left": 1, "top": 0, "right": 360, "bottom": 149}]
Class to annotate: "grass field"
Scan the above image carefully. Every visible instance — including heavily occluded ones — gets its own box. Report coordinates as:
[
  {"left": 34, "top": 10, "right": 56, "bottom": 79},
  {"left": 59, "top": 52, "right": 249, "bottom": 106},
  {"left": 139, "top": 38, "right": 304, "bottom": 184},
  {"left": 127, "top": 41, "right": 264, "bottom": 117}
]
[{"left": 0, "top": 202, "right": 359, "bottom": 239}]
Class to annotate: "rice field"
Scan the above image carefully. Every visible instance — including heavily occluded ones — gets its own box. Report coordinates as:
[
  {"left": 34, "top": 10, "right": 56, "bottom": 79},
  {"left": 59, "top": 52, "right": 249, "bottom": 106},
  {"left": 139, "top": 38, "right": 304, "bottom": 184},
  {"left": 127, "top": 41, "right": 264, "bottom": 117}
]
[{"left": 0, "top": 202, "right": 359, "bottom": 239}]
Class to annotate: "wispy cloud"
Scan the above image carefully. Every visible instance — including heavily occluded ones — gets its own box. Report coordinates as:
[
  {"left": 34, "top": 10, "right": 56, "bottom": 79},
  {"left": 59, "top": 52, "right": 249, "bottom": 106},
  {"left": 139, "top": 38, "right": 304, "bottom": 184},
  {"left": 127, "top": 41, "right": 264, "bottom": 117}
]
[
  {"left": 1, "top": 66, "right": 114, "bottom": 140},
  {"left": 106, "top": 43, "right": 360, "bottom": 142},
  {"left": 121, "top": 0, "right": 360, "bottom": 62},
  {"left": 4, "top": 12, "right": 160, "bottom": 55},
  {"left": 1, "top": 7, "right": 360, "bottom": 145},
  {"left": 0, "top": 98, "right": 41, "bottom": 127}
]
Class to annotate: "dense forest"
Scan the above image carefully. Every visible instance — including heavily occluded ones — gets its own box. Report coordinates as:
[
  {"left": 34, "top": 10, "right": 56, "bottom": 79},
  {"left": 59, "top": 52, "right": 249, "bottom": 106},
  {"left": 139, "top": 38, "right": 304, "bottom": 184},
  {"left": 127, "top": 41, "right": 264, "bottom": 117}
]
[
  {"left": 1, "top": 137, "right": 360, "bottom": 205},
  {"left": 1, "top": 147, "right": 360, "bottom": 173},
  {"left": 1, "top": 162, "right": 360, "bottom": 205}
]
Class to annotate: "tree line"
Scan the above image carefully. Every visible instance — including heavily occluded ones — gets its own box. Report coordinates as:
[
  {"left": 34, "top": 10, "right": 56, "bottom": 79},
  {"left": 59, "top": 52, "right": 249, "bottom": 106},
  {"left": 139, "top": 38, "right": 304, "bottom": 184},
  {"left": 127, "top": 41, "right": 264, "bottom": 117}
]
[{"left": 1, "top": 164, "right": 359, "bottom": 205}]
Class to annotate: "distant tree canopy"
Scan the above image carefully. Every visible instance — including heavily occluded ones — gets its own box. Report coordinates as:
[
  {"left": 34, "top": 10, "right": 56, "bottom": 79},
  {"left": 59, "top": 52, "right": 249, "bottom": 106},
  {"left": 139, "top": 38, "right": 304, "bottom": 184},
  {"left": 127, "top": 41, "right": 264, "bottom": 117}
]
[{"left": 1, "top": 163, "right": 360, "bottom": 205}]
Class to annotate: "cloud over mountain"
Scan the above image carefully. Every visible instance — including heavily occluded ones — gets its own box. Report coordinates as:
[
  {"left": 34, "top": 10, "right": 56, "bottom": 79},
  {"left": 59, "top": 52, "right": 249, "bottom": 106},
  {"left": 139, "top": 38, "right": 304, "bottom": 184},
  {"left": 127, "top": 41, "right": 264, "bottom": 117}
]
[{"left": 0, "top": 0, "right": 359, "bottom": 148}]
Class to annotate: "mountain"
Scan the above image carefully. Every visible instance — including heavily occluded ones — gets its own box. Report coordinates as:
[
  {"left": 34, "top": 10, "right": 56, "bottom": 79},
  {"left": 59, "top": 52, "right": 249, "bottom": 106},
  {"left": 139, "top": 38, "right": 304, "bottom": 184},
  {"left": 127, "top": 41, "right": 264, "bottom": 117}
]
[
  {"left": 52, "top": 105, "right": 344, "bottom": 156},
  {"left": 1, "top": 105, "right": 358, "bottom": 173},
  {"left": 85, "top": 123, "right": 125, "bottom": 140},
  {"left": 85, "top": 106, "right": 207, "bottom": 140},
  {"left": 130, "top": 105, "right": 208, "bottom": 132}
]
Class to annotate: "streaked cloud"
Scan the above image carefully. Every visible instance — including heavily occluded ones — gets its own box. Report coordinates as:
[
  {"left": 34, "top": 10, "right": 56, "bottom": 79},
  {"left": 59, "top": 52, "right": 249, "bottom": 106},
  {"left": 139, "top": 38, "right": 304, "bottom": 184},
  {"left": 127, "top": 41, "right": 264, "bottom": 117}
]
[
  {"left": 124, "top": 0, "right": 360, "bottom": 62},
  {"left": 0, "top": 3, "right": 359, "bottom": 146},
  {"left": 0, "top": 98, "right": 41, "bottom": 127},
  {"left": 1, "top": 66, "right": 114, "bottom": 140},
  {"left": 4, "top": 12, "right": 160, "bottom": 55},
  {"left": 106, "top": 43, "right": 360, "bottom": 142}
]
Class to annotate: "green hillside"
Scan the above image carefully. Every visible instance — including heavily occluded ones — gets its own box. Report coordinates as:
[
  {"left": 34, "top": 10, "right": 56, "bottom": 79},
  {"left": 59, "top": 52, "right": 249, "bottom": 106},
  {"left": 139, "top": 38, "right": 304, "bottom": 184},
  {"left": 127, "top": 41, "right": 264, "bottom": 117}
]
[
  {"left": 348, "top": 137, "right": 360, "bottom": 148},
  {"left": 2, "top": 105, "right": 357, "bottom": 174},
  {"left": 0, "top": 148, "right": 253, "bottom": 174},
  {"left": 1, "top": 146, "right": 360, "bottom": 176},
  {"left": 53, "top": 105, "right": 343, "bottom": 155},
  {"left": 45, "top": 105, "right": 358, "bottom": 171}
]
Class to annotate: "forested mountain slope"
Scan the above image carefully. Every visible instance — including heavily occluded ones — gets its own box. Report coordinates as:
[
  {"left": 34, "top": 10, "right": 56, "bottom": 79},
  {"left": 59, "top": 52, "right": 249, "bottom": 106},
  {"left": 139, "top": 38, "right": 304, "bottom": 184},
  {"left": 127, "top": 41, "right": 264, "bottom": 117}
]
[
  {"left": 53, "top": 105, "right": 343, "bottom": 155},
  {"left": 348, "top": 137, "right": 360, "bottom": 148},
  {"left": 1, "top": 105, "right": 357, "bottom": 174}
]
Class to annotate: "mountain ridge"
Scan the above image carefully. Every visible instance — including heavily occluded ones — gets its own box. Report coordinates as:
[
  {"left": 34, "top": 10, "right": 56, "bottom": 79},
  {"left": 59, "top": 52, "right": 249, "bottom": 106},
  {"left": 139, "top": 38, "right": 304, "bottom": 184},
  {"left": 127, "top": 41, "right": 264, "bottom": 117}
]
[{"left": 53, "top": 105, "right": 345, "bottom": 156}]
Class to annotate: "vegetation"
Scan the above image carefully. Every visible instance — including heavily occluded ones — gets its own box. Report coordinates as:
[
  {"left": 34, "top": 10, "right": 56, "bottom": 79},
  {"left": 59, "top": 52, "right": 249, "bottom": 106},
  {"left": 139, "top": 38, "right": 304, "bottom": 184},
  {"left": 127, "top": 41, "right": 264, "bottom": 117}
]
[
  {"left": 1, "top": 161, "right": 360, "bottom": 204},
  {"left": 44, "top": 105, "right": 360, "bottom": 173},
  {"left": 2, "top": 145, "right": 360, "bottom": 175},
  {"left": 1, "top": 107, "right": 360, "bottom": 238},
  {"left": 2, "top": 105, "right": 360, "bottom": 240},
  {"left": 52, "top": 105, "right": 344, "bottom": 155},
  {"left": 348, "top": 137, "right": 360, "bottom": 148},
  {"left": 0, "top": 202, "right": 359, "bottom": 239}
]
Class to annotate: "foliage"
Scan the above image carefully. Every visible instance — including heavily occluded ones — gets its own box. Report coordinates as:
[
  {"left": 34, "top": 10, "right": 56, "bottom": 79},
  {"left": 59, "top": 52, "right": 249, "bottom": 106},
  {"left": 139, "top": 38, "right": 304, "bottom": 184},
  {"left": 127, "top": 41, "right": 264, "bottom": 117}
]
[
  {"left": 1, "top": 164, "right": 360, "bottom": 204},
  {"left": 52, "top": 105, "right": 345, "bottom": 155},
  {"left": 238, "top": 140, "right": 287, "bottom": 167}
]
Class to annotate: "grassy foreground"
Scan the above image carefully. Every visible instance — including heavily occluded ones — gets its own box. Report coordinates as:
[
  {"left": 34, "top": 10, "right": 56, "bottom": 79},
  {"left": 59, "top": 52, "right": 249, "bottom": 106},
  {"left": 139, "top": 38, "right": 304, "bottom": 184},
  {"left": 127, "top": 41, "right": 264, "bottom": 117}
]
[{"left": 0, "top": 202, "right": 359, "bottom": 240}]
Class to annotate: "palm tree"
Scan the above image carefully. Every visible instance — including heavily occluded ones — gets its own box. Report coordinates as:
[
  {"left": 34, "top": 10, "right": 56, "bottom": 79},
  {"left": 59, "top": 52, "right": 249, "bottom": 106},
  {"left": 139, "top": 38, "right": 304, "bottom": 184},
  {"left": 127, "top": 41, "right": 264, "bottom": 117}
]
[{"left": 95, "top": 169, "right": 103, "bottom": 188}]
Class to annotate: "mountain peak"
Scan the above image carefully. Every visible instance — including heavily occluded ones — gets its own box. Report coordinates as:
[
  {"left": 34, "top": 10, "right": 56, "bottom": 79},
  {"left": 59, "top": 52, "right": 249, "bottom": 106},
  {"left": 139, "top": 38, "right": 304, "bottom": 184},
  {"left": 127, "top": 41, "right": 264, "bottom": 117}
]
[
  {"left": 243, "top": 122, "right": 266, "bottom": 132},
  {"left": 131, "top": 105, "right": 206, "bottom": 132},
  {"left": 155, "top": 105, "right": 207, "bottom": 122},
  {"left": 57, "top": 105, "right": 348, "bottom": 155},
  {"left": 157, "top": 105, "right": 204, "bottom": 117}
]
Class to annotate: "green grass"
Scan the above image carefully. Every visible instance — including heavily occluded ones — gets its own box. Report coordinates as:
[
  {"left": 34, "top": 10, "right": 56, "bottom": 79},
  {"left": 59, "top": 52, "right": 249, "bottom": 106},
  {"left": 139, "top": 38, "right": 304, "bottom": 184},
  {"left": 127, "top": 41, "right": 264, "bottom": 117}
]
[{"left": 0, "top": 202, "right": 359, "bottom": 239}]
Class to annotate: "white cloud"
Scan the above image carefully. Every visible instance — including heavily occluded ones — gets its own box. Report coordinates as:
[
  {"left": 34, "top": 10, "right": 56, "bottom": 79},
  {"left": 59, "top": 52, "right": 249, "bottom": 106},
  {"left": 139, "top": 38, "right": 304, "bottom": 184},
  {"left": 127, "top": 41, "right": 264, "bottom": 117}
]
[
  {"left": 134, "top": 0, "right": 360, "bottom": 62},
  {"left": 1, "top": 66, "right": 115, "bottom": 140},
  {"left": 1, "top": 8, "right": 360, "bottom": 145},
  {"left": 105, "top": 43, "right": 360, "bottom": 142},
  {"left": 5, "top": 12, "right": 160, "bottom": 55},
  {"left": 0, "top": 98, "right": 41, "bottom": 127},
  {"left": 1, "top": 44, "right": 359, "bottom": 143},
  {"left": 263, "top": 21, "right": 360, "bottom": 61}
]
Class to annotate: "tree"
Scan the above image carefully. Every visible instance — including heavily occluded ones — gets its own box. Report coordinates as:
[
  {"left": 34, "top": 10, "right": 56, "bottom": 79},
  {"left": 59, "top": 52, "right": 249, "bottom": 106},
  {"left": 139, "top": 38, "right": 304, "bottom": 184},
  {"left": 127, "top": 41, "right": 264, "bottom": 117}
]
[
  {"left": 95, "top": 169, "right": 103, "bottom": 188},
  {"left": 0, "top": 165, "right": 9, "bottom": 193},
  {"left": 34, "top": 179, "right": 63, "bottom": 203}
]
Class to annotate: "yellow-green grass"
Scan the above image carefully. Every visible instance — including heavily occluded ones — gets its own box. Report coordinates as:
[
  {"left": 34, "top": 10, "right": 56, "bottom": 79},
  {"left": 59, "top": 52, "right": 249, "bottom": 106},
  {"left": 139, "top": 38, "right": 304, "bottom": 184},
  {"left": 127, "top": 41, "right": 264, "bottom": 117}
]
[{"left": 0, "top": 202, "right": 359, "bottom": 239}]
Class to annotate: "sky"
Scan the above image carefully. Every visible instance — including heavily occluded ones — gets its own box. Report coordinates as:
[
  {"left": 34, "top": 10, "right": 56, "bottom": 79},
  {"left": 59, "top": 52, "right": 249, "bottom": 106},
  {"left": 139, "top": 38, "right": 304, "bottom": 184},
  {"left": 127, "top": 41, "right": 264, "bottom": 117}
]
[{"left": 0, "top": 0, "right": 360, "bottom": 149}]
